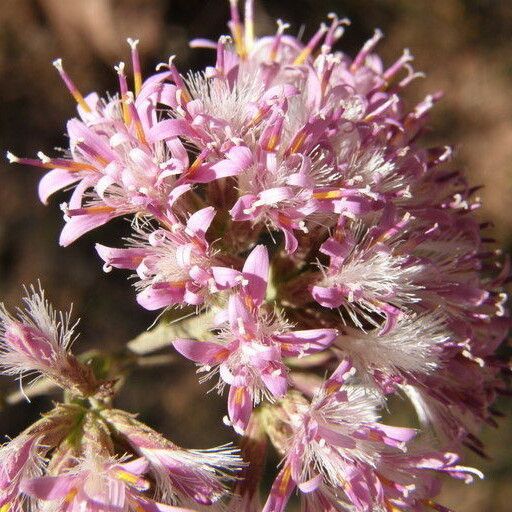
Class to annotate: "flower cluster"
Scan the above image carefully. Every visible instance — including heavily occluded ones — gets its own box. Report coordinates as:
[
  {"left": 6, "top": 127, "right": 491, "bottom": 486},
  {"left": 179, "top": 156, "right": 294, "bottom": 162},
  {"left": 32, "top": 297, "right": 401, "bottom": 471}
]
[
  {"left": 0, "top": 288, "right": 241, "bottom": 511},
  {"left": 5, "top": 0, "right": 510, "bottom": 511}
]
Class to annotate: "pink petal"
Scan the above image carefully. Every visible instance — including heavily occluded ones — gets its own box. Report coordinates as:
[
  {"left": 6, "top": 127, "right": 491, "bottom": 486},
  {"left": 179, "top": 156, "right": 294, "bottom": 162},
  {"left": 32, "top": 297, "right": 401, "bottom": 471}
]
[
  {"left": 211, "top": 146, "right": 253, "bottom": 176},
  {"left": 38, "top": 169, "right": 81, "bottom": 205},
  {"left": 242, "top": 245, "right": 269, "bottom": 305},
  {"left": 261, "top": 370, "right": 288, "bottom": 398},
  {"left": 373, "top": 424, "right": 417, "bottom": 446},
  {"left": 67, "top": 119, "right": 116, "bottom": 162},
  {"left": 228, "top": 385, "right": 252, "bottom": 433},
  {"left": 211, "top": 267, "right": 241, "bottom": 289},
  {"left": 148, "top": 119, "right": 198, "bottom": 144},
  {"left": 186, "top": 206, "right": 216, "bottom": 238},
  {"left": 59, "top": 212, "right": 115, "bottom": 247},
  {"left": 277, "top": 328, "right": 337, "bottom": 356},
  {"left": 173, "top": 339, "right": 228, "bottom": 365},
  {"left": 136, "top": 284, "right": 185, "bottom": 310},
  {"left": 21, "top": 475, "right": 77, "bottom": 500},
  {"left": 297, "top": 474, "right": 323, "bottom": 493},
  {"left": 96, "top": 244, "right": 146, "bottom": 270},
  {"left": 311, "top": 285, "right": 344, "bottom": 309}
]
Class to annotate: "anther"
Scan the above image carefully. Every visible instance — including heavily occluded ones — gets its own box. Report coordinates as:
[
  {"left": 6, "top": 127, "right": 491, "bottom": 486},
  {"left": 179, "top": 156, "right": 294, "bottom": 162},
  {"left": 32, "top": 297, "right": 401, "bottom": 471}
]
[{"left": 53, "top": 58, "right": 92, "bottom": 112}]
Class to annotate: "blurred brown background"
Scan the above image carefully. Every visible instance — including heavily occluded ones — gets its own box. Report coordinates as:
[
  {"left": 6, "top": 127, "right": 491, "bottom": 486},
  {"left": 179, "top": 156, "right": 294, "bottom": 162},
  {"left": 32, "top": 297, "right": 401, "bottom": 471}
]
[{"left": 0, "top": 0, "right": 511, "bottom": 510}]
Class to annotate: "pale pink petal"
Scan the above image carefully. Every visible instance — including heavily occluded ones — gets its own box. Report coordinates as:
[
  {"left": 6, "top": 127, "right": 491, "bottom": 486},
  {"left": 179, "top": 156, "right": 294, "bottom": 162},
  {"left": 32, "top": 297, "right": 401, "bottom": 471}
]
[
  {"left": 186, "top": 206, "right": 216, "bottom": 238},
  {"left": 148, "top": 119, "right": 198, "bottom": 144},
  {"left": 277, "top": 328, "right": 337, "bottom": 356},
  {"left": 168, "top": 183, "right": 192, "bottom": 207},
  {"left": 59, "top": 212, "right": 115, "bottom": 246},
  {"left": 297, "top": 474, "right": 323, "bottom": 493},
  {"left": 21, "top": 475, "right": 77, "bottom": 500},
  {"left": 261, "top": 370, "right": 288, "bottom": 397},
  {"left": 282, "top": 228, "right": 298, "bottom": 254},
  {"left": 228, "top": 385, "right": 252, "bottom": 433},
  {"left": 173, "top": 339, "right": 228, "bottom": 365},
  {"left": 256, "top": 187, "right": 293, "bottom": 206},
  {"left": 136, "top": 284, "right": 185, "bottom": 310},
  {"left": 242, "top": 245, "right": 269, "bottom": 305},
  {"left": 211, "top": 267, "right": 241, "bottom": 289},
  {"left": 134, "top": 498, "right": 195, "bottom": 512},
  {"left": 96, "top": 244, "right": 146, "bottom": 270},
  {"left": 117, "top": 457, "right": 149, "bottom": 476},
  {"left": 38, "top": 169, "right": 81, "bottom": 205},
  {"left": 228, "top": 294, "right": 253, "bottom": 330}
]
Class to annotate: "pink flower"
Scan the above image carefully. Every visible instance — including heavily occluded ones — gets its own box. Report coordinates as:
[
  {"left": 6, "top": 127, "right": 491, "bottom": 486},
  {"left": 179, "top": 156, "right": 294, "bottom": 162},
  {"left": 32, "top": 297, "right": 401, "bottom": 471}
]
[
  {"left": 5, "top": 1, "right": 509, "bottom": 509},
  {"left": 263, "top": 361, "right": 482, "bottom": 512},
  {"left": 96, "top": 207, "right": 237, "bottom": 310},
  {"left": 263, "top": 361, "right": 416, "bottom": 512},
  {"left": 0, "top": 434, "right": 43, "bottom": 512},
  {"left": 173, "top": 245, "right": 337, "bottom": 432},
  {"left": 21, "top": 452, "right": 192, "bottom": 512},
  {"left": 0, "top": 285, "right": 97, "bottom": 395},
  {"left": 101, "top": 408, "right": 242, "bottom": 506}
]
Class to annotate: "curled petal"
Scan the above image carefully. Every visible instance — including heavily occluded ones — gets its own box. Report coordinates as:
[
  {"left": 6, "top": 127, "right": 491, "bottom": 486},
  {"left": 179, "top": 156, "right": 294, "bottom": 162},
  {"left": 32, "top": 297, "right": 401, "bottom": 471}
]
[
  {"left": 242, "top": 245, "right": 269, "bottom": 305},
  {"left": 228, "top": 386, "right": 252, "bottom": 434},
  {"left": 277, "top": 328, "right": 337, "bottom": 356},
  {"left": 38, "top": 169, "right": 81, "bottom": 205},
  {"left": 59, "top": 212, "right": 115, "bottom": 247},
  {"left": 173, "top": 339, "right": 229, "bottom": 365},
  {"left": 95, "top": 244, "right": 146, "bottom": 270}
]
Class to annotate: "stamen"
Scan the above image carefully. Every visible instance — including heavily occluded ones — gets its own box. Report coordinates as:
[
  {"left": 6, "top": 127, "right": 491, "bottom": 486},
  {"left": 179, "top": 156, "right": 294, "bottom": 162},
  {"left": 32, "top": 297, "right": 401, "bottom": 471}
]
[
  {"left": 244, "top": 0, "right": 255, "bottom": 53},
  {"left": 127, "top": 38, "right": 142, "bottom": 96},
  {"left": 115, "top": 62, "right": 131, "bottom": 125},
  {"left": 260, "top": 110, "right": 284, "bottom": 152},
  {"left": 167, "top": 56, "right": 192, "bottom": 104},
  {"left": 6, "top": 151, "right": 19, "bottom": 164},
  {"left": 6, "top": 152, "right": 96, "bottom": 172},
  {"left": 383, "top": 48, "right": 414, "bottom": 82},
  {"left": 351, "top": 29, "right": 384, "bottom": 72},
  {"left": 293, "top": 23, "right": 328, "bottom": 65},
  {"left": 324, "top": 14, "right": 350, "bottom": 52},
  {"left": 125, "top": 92, "right": 148, "bottom": 145},
  {"left": 216, "top": 36, "right": 232, "bottom": 75},
  {"left": 52, "top": 59, "right": 92, "bottom": 112},
  {"left": 67, "top": 205, "right": 116, "bottom": 216},
  {"left": 229, "top": 0, "right": 247, "bottom": 58},
  {"left": 270, "top": 19, "right": 290, "bottom": 62}
]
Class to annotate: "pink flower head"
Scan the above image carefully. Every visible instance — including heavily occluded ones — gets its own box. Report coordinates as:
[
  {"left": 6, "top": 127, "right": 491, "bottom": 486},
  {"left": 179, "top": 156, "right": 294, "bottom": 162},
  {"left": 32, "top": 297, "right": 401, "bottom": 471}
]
[
  {"left": 21, "top": 452, "right": 192, "bottom": 512},
  {"left": 263, "top": 361, "right": 418, "bottom": 512},
  {"left": 0, "top": 285, "right": 96, "bottom": 395},
  {"left": 173, "top": 245, "right": 337, "bottom": 433},
  {"left": 0, "top": 434, "right": 44, "bottom": 512},
  {"left": 96, "top": 207, "right": 235, "bottom": 310},
  {"left": 5, "top": 2, "right": 509, "bottom": 510},
  {"left": 100, "top": 409, "right": 242, "bottom": 506}
]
